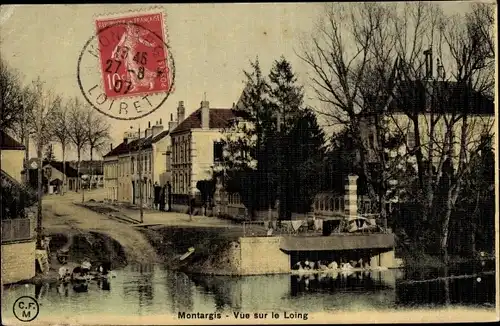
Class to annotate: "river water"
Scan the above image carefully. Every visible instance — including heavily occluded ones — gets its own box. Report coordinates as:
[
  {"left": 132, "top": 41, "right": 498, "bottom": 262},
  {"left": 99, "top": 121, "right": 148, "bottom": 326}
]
[{"left": 1, "top": 262, "right": 495, "bottom": 321}]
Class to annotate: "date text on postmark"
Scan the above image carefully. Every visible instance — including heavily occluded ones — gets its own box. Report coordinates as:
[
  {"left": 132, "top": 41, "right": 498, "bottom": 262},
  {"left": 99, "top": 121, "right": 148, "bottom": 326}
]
[{"left": 77, "top": 10, "right": 175, "bottom": 120}]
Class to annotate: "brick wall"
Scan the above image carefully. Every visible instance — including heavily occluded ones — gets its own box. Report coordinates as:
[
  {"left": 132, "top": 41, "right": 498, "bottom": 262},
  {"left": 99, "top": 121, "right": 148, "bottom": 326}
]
[{"left": 1, "top": 240, "right": 36, "bottom": 285}]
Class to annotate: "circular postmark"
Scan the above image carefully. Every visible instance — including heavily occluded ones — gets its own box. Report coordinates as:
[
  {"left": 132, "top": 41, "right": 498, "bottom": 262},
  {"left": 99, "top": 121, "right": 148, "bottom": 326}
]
[
  {"left": 77, "top": 11, "right": 175, "bottom": 120},
  {"left": 13, "top": 296, "right": 39, "bottom": 322}
]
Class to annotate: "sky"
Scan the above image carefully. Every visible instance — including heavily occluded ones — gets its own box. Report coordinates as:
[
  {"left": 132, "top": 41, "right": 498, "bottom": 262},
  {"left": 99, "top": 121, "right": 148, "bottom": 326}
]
[{"left": 0, "top": 2, "right": 483, "bottom": 161}]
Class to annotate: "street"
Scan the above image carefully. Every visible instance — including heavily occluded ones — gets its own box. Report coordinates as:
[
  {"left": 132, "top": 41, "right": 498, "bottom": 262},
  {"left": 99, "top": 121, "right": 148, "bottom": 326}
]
[{"left": 41, "top": 188, "right": 158, "bottom": 264}]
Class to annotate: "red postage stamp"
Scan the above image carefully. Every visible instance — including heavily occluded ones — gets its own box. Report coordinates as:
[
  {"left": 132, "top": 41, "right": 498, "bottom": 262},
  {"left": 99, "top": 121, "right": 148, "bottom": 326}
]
[{"left": 94, "top": 11, "right": 173, "bottom": 99}]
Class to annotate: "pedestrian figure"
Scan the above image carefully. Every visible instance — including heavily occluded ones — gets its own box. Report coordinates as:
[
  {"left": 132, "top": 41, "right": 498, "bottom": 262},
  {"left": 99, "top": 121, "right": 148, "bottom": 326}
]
[
  {"left": 153, "top": 182, "right": 161, "bottom": 210},
  {"left": 159, "top": 185, "right": 166, "bottom": 211},
  {"left": 81, "top": 258, "right": 92, "bottom": 274}
]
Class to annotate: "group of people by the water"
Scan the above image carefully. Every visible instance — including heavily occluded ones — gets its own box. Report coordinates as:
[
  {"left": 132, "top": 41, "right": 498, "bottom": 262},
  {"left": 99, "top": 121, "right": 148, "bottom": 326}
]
[
  {"left": 58, "top": 258, "right": 115, "bottom": 292},
  {"left": 292, "top": 258, "right": 371, "bottom": 272}
]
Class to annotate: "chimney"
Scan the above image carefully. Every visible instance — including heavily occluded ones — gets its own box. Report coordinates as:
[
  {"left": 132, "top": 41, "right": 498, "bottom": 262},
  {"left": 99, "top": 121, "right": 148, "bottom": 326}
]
[
  {"left": 110, "top": 143, "right": 113, "bottom": 151},
  {"left": 168, "top": 113, "right": 177, "bottom": 131},
  {"left": 344, "top": 174, "right": 359, "bottom": 220},
  {"left": 201, "top": 100, "right": 210, "bottom": 130},
  {"left": 177, "top": 101, "right": 185, "bottom": 123},
  {"left": 145, "top": 121, "right": 153, "bottom": 138},
  {"left": 152, "top": 120, "right": 164, "bottom": 137},
  {"left": 123, "top": 131, "right": 129, "bottom": 144}
]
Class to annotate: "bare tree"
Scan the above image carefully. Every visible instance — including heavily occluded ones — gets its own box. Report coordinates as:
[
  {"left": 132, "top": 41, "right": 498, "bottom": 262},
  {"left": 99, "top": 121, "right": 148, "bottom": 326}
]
[
  {"left": 25, "top": 77, "right": 60, "bottom": 248},
  {"left": 67, "top": 97, "right": 89, "bottom": 192},
  {"left": 52, "top": 101, "right": 72, "bottom": 195},
  {"left": 297, "top": 2, "right": 403, "bottom": 222},
  {"left": 301, "top": 2, "right": 495, "bottom": 260},
  {"left": 376, "top": 3, "right": 494, "bottom": 260},
  {"left": 85, "top": 109, "right": 110, "bottom": 189},
  {"left": 0, "top": 59, "right": 24, "bottom": 133}
]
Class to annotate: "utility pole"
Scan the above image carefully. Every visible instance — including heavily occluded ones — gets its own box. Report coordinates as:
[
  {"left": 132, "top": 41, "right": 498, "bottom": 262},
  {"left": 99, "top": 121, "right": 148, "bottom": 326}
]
[{"left": 137, "top": 126, "right": 144, "bottom": 223}]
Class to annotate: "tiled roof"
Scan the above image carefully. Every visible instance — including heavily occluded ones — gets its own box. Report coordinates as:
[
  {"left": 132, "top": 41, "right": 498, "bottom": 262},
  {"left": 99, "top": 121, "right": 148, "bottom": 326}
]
[
  {"left": 152, "top": 129, "right": 170, "bottom": 143},
  {"left": 171, "top": 108, "right": 237, "bottom": 134},
  {"left": 44, "top": 161, "right": 80, "bottom": 178},
  {"left": 103, "top": 129, "right": 170, "bottom": 158},
  {"left": 0, "top": 131, "right": 25, "bottom": 150}
]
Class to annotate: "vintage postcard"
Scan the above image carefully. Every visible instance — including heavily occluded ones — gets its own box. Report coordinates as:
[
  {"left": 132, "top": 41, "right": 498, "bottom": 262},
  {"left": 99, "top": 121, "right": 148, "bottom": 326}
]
[{"left": 0, "top": 2, "right": 498, "bottom": 325}]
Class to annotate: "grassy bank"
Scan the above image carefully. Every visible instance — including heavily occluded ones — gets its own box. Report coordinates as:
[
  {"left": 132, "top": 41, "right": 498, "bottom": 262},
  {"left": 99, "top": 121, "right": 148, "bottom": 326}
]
[{"left": 140, "top": 225, "right": 242, "bottom": 274}]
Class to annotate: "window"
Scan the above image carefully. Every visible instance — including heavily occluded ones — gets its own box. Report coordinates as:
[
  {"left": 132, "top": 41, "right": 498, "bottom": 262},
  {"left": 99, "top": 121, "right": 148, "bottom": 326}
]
[
  {"left": 173, "top": 174, "right": 177, "bottom": 193},
  {"left": 180, "top": 138, "right": 186, "bottom": 163},
  {"left": 172, "top": 140, "right": 176, "bottom": 163},
  {"left": 149, "top": 154, "right": 152, "bottom": 172},
  {"left": 131, "top": 157, "right": 135, "bottom": 174},
  {"left": 180, "top": 174, "right": 184, "bottom": 194},
  {"left": 185, "top": 173, "right": 189, "bottom": 193},
  {"left": 214, "top": 141, "right": 224, "bottom": 162}
]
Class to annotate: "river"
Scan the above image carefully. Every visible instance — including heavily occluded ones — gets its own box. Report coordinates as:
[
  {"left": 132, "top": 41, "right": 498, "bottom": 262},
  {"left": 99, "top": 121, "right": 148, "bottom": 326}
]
[{"left": 1, "top": 261, "right": 495, "bottom": 321}]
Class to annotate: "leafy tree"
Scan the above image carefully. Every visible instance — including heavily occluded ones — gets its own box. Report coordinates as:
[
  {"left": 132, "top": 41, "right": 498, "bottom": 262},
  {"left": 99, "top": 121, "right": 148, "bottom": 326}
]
[
  {"left": 267, "top": 57, "right": 328, "bottom": 217},
  {"left": 1, "top": 177, "right": 37, "bottom": 220},
  {"left": 196, "top": 179, "right": 216, "bottom": 215},
  {"left": 285, "top": 108, "right": 326, "bottom": 214},
  {"left": 224, "top": 57, "right": 327, "bottom": 219},
  {"left": 223, "top": 57, "right": 275, "bottom": 215}
]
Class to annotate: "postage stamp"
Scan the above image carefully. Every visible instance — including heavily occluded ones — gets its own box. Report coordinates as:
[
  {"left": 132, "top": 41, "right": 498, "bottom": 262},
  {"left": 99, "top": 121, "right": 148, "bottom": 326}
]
[{"left": 77, "top": 8, "right": 175, "bottom": 120}]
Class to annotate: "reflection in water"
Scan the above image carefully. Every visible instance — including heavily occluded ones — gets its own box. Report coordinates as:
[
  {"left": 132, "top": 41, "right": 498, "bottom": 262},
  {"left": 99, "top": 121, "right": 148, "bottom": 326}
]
[
  {"left": 1, "top": 263, "right": 495, "bottom": 320},
  {"left": 291, "top": 271, "right": 394, "bottom": 296},
  {"left": 123, "top": 264, "right": 155, "bottom": 314},
  {"left": 97, "top": 278, "right": 111, "bottom": 291},
  {"left": 165, "top": 270, "right": 194, "bottom": 311}
]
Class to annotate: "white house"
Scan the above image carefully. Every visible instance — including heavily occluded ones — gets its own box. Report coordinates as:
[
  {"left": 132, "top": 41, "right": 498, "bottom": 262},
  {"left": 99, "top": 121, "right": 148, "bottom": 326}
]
[{"left": 170, "top": 100, "right": 240, "bottom": 209}]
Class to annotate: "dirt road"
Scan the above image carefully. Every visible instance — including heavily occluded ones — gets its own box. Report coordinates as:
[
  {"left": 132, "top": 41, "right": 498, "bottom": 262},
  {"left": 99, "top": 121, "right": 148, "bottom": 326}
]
[{"left": 41, "top": 189, "right": 158, "bottom": 264}]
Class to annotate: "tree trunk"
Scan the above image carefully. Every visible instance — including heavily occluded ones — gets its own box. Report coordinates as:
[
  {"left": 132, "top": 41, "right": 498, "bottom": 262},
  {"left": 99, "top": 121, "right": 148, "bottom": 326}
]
[
  {"left": 441, "top": 185, "right": 459, "bottom": 265},
  {"left": 90, "top": 147, "right": 93, "bottom": 190},
  {"left": 61, "top": 144, "right": 66, "bottom": 195},
  {"left": 77, "top": 150, "right": 81, "bottom": 192}
]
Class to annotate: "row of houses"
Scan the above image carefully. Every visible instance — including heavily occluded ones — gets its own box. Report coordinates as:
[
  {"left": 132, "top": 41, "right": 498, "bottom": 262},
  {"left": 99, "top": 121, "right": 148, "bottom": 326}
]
[
  {"left": 102, "top": 99, "right": 244, "bottom": 211},
  {"left": 25, "top": 159, "right": 104, "bottom": 194}
]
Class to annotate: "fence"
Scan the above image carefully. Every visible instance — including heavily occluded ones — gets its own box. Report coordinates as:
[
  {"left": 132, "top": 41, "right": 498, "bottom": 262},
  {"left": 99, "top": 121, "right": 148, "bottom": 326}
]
[{"left": 1, "top": 218, "right": 33, "bottom": 243}]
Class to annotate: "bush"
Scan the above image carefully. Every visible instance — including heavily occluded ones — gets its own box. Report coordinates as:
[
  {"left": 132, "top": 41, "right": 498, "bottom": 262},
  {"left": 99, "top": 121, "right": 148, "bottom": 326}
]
[{"left": 1, "top": 176, "right": 37, "bottom": 219}]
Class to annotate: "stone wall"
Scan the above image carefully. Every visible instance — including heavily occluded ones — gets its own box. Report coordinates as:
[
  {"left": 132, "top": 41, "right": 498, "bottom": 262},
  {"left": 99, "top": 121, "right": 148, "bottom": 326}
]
[
  {"left": 370, "top": 250, "right": 397, "bottom": 268},
  {"left": 239, "top": 237, "right": 290, "bottom": 275},
  {"left": 1, "top": 240, "right": 36, "bottom": 285}
]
